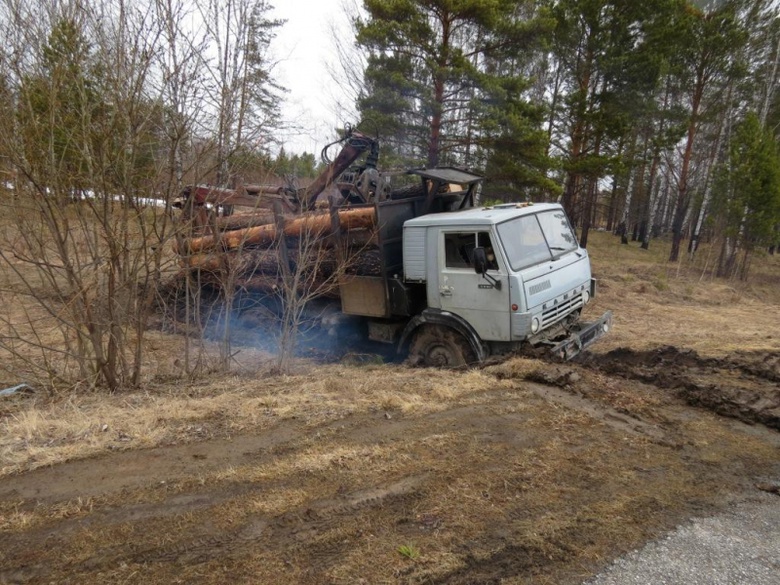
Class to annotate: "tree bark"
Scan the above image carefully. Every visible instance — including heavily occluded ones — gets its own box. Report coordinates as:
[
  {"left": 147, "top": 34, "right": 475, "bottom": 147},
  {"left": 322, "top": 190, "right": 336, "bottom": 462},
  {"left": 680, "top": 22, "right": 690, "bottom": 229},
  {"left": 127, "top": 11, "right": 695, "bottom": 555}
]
[
  {"left": 180, "top": 207, "right": 376, "bottom": 253},
  {"left": 427, "top": 12, "right": 451, "bottom": 167},
  {"left": 670, "top": 60, "right": 706, "bottom": 262}
]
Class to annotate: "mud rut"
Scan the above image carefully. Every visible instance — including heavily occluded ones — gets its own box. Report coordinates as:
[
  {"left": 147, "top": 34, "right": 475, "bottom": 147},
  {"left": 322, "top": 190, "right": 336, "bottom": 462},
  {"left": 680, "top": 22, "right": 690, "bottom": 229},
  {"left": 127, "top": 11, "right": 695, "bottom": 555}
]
[
  {"left": 1, "top": 347, "right": 779, "bottom": 585},
  {"left": 576, "top": 346, "right": 780, "bottom": 430}
]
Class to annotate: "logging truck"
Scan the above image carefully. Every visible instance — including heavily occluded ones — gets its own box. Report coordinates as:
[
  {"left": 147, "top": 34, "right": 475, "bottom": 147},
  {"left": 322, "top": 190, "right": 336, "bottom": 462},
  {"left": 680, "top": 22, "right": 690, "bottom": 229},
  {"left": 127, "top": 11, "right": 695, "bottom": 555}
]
[{"left": 174, "top": 130, "right": 612, "bottom": 365}]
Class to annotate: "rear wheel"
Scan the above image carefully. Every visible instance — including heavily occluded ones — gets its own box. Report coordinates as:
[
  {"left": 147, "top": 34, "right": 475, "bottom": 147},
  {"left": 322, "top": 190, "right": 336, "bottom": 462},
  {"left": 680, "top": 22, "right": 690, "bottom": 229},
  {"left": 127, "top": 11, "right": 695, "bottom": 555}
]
[{"left": 408, "top": 324, "right": 476, "bottom": 367}]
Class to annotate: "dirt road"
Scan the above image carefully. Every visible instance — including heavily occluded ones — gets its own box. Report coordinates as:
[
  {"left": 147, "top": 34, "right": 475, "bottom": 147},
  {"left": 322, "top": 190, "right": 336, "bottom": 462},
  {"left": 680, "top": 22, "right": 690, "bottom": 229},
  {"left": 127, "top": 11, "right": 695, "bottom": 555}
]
[{"left": 2, "top": 349, "right": 779, "bottom": 584}]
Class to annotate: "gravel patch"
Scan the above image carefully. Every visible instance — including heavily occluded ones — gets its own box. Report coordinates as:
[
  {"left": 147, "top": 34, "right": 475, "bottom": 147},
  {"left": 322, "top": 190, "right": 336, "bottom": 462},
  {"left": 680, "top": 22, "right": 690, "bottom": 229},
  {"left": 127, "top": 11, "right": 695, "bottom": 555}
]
[{"left": 586, "top": 493, "right": 780, "bottom": 585}]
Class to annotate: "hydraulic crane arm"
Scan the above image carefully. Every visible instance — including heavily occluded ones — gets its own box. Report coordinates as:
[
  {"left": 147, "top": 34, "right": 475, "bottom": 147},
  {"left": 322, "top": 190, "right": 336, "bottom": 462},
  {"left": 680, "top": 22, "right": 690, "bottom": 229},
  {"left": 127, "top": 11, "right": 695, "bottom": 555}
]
[{"left": 301, "top": 129, "right": 378, "bottom": 210}]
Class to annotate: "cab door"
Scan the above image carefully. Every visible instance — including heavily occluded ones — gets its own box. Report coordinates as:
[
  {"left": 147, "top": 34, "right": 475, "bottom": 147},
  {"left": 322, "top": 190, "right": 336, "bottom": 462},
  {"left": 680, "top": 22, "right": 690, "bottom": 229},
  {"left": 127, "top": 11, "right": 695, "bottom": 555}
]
[{"left": 435, "top": 230, "right": 510, "bottom": 341}]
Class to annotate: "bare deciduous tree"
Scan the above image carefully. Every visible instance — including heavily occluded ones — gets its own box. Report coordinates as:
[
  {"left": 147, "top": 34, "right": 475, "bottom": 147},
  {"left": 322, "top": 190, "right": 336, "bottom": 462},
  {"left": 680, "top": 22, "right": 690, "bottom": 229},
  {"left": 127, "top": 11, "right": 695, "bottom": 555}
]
[
  {"left": 0, "top": 0, "right": 285, "bottom": 389},
  {"left": 0, "top": 2, "right": 180, "bottom": 390}
]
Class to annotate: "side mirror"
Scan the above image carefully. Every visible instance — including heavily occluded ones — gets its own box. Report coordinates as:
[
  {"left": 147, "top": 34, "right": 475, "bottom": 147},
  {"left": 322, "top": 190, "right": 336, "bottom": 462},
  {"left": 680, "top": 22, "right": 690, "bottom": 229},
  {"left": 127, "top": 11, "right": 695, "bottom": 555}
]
[
  {"left": 472, "top": 246, "right": 501, "bottom": 290},
  {"left": 472, "top": 247, "right": 488, "bottom": 275}
]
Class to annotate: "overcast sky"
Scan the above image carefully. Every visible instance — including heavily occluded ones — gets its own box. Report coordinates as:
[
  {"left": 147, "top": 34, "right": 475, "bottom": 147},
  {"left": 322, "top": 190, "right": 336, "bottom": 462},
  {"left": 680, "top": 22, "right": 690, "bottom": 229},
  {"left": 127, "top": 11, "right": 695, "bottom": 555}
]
[{"left": 270, "top": 0, "right": 360, "bottom": 155}]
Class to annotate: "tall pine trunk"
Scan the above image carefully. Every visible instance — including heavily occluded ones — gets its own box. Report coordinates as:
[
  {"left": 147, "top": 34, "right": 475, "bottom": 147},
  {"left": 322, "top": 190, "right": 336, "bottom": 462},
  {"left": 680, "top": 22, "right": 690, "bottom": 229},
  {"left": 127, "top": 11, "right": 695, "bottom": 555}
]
[{"left": 670, "top": 60, "right": 706, "bottom": 262}]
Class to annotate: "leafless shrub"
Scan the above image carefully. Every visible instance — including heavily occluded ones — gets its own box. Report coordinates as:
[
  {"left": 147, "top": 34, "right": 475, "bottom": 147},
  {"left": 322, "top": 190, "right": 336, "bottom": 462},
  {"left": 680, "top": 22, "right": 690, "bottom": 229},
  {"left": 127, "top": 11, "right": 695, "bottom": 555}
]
[{"left": 0, "top": 0, "right": 281, "bottom": 390}]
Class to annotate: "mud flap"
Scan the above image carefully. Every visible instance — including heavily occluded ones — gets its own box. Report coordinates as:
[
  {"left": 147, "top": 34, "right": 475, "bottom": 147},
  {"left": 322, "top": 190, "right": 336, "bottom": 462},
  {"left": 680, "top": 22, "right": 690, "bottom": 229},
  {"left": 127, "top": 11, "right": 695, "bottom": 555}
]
[{"left": 550, "top": 311, "right": 613, "bottom": 361}]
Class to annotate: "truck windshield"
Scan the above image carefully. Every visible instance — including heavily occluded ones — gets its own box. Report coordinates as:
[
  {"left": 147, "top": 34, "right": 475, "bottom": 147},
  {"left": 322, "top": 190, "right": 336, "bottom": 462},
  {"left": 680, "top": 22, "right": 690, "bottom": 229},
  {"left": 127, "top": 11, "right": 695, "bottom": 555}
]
[{"left": 497, "top": 210, "right": 578, "bottom": 271}]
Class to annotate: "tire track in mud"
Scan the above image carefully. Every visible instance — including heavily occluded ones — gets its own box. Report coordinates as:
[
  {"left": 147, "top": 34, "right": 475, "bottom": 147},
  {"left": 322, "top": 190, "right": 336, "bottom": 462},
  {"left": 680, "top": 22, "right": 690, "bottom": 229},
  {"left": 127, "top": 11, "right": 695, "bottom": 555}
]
[
  {"left": 0, "top": 382, "right": 686, "bottom": 584},
  {"left": 0, "top": 423, "right": 303, "bottom": 503},
  {"left": 5, "top": 348, "right": 738, "bottom": 508},
  {"left": 1, "top": 473, "right": 429, "bottom": 582},
  {"left": 578, "top": 347, "right": 780, "bottom": 430},
  {"left": 129, "top": 473, "right": 428, "bottom": 570},
  {"left": 0, "top": 402, "right": 522, "bottom": 507},
  {"left": 6, "top": 352, "right": 773, "bottom": 584},
  {"left": 1, "top": 400, "right": 532, "bottom": 581},
  {"left": 526, "top": 382, "right": 674, "bottom": 445}
]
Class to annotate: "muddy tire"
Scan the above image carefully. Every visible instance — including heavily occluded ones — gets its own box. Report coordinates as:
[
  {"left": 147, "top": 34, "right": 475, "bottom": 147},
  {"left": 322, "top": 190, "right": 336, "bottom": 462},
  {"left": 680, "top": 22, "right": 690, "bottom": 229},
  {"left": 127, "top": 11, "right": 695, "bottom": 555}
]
[{"left": 408, "top": 324, "right": 476, "bottom": 367}]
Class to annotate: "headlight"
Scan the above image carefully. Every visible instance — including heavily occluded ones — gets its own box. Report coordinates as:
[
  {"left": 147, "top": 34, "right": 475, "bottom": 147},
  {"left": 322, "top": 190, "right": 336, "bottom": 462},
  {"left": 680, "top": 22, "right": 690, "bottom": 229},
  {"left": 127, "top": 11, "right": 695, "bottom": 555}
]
[
  {"left": 531, "top": 317, "right": 540, "bottom": 333},
  {"left": 582, "top": 290, "right": 590, "bottom": 305}
]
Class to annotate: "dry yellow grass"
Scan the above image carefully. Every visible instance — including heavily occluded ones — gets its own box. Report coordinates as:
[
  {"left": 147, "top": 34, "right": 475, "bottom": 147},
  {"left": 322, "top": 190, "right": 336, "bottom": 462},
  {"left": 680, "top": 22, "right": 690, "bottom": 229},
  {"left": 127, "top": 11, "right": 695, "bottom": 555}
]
[
  {"left": 2, "top": 231, "right": 778, "bottom": 478},
  {"left": 0, "top": 361, "right": 511, "bottom": 476},
  {"left": 585, "top": 231, "right": 780, "bottom": 355}
]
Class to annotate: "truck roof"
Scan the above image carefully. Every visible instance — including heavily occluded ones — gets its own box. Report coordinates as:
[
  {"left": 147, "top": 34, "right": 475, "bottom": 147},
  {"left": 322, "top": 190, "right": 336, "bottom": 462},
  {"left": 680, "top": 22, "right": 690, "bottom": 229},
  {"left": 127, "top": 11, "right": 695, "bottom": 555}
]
[{"left": 404, "top": 202, "right": 563, "bottom": 228}]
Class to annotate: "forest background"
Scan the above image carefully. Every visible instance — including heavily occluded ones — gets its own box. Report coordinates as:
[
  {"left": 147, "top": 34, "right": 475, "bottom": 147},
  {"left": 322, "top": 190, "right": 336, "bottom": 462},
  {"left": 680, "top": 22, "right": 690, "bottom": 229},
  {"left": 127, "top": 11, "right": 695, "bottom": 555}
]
[{"left": 0, "top": 0, "right": 779, "bottom": 390}]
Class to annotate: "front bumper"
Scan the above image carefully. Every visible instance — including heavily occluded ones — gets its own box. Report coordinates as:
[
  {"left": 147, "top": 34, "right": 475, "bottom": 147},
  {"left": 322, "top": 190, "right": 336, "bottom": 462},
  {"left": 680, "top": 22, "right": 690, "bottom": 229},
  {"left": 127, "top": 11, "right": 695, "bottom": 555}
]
[{"left": 549, "top": 310, "right": 612, "bottom": 361}]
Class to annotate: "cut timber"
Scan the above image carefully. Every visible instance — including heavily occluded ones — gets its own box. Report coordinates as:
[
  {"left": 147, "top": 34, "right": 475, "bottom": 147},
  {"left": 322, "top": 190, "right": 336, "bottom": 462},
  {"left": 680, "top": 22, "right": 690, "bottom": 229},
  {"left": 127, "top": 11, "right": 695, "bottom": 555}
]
[
  {"left": 182, "top": 247, "right": 383, "bottom": 277},
  {"left": 181, "top": 207, "right": 376, "bottom": 254},
  {"left": 182, "top": 248, "right": 336, "bottom": 276},
  {"left": 169, "top": 266, "right": 339, "bottom": 296},
  {"left": 215, "top": 211, "right": 276, "bottom": 231},
  {"left": 174, "top": 229, "right": 376, "bottom": 261}
]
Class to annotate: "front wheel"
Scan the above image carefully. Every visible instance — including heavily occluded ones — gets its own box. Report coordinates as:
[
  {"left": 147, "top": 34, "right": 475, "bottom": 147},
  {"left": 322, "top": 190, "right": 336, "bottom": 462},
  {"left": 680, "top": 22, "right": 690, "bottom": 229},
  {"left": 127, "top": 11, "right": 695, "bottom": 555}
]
[{"left": 408, "top": 324, "right": 476, "bottom": 367}]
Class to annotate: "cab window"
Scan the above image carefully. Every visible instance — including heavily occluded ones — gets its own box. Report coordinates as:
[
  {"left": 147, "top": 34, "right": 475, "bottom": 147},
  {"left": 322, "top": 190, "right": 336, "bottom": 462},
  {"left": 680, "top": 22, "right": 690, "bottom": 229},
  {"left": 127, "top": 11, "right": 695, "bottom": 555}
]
[
  {"left": 444, "top": 231, "right": 498, "bottom": 270},
  {"left": 497, "top": 215, "right": 553, "bottom": 271},
  {"left": 536, "top": 210, "right": 578, "bottom": 254}
]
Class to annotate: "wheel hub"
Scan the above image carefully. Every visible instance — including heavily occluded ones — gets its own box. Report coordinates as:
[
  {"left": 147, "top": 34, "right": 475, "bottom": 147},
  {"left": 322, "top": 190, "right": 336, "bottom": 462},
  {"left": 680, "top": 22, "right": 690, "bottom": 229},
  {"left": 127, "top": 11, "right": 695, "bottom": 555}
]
[{"left": 427, "top": 343, "right": 457, "bottom": 366}]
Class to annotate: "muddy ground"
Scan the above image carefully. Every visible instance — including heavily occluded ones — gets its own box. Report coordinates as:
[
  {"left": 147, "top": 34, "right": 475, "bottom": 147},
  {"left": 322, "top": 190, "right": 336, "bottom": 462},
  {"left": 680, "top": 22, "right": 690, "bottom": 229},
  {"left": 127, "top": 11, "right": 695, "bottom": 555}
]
[{"left": 1, "top": 346, "right": 779, "bottom": 585}]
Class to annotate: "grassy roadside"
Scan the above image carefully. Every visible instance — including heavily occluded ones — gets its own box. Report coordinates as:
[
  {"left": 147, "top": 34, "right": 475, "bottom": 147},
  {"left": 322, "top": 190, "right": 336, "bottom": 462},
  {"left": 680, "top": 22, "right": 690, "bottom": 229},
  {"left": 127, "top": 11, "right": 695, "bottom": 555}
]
[
  {"left": 585, "top": 231, "right": 780, "bottom": 355},
  {"left": 1, "top": 230, "right": 779, "bottom": 477}
]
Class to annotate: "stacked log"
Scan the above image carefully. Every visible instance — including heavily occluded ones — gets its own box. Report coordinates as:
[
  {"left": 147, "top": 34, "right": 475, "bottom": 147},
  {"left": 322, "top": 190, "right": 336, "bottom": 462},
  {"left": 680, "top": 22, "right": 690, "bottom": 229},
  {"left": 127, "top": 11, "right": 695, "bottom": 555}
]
[
  {"left": 176, "top": 204, "right": 381, "bottom": 295},
  {"left": 184, "top": 247, "right": 383, "bottom": 277},
  {"left": 178, "top": 207, "right": 376, "bottom": 254},
  {"left": 214, "top": 210, "right": 276, "bottom": 231}
]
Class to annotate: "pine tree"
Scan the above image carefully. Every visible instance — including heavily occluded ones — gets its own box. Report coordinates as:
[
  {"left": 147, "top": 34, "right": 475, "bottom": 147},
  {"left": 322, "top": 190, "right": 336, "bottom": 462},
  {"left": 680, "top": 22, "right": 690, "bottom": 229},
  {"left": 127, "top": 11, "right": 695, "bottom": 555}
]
[
  {"left": 18, "top": 17, "right": 100, "bottom": 195},
  {"left": 354, "top": 0, "right": 549, "bottom": 180},
  {"left": 712, "top": 112, "right": 780, "bottom": 278},
  {"left": 549, "top": 0, "right": 678, "bottom": 245},
  {"left": 666, "top": 0, "right": 748, "bottom": 262}
]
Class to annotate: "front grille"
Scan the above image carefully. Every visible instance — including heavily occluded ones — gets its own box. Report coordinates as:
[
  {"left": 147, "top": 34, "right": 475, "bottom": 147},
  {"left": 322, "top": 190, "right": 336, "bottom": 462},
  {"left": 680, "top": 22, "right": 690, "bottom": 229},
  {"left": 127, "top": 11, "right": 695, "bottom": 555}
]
[{"left": 541, "top": 292, "right": 584, "bottom": 327}]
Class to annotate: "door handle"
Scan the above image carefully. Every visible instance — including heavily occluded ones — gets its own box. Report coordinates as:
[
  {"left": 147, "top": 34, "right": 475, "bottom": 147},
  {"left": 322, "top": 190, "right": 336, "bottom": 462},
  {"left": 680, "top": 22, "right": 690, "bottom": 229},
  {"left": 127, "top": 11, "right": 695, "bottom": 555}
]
[{"left": 440, "top": 288, "right": 453, "bottom": 297}]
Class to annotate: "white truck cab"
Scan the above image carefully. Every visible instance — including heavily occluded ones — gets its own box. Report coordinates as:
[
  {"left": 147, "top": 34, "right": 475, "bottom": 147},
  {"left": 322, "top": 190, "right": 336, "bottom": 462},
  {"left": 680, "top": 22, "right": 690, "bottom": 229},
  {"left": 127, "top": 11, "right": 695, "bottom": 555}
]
[
  {"left": 404, "top": 202, "right": 591, "bottom": 338},
  {"left": 397, "top": 202, "right": 609, "bottom": 365}
]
